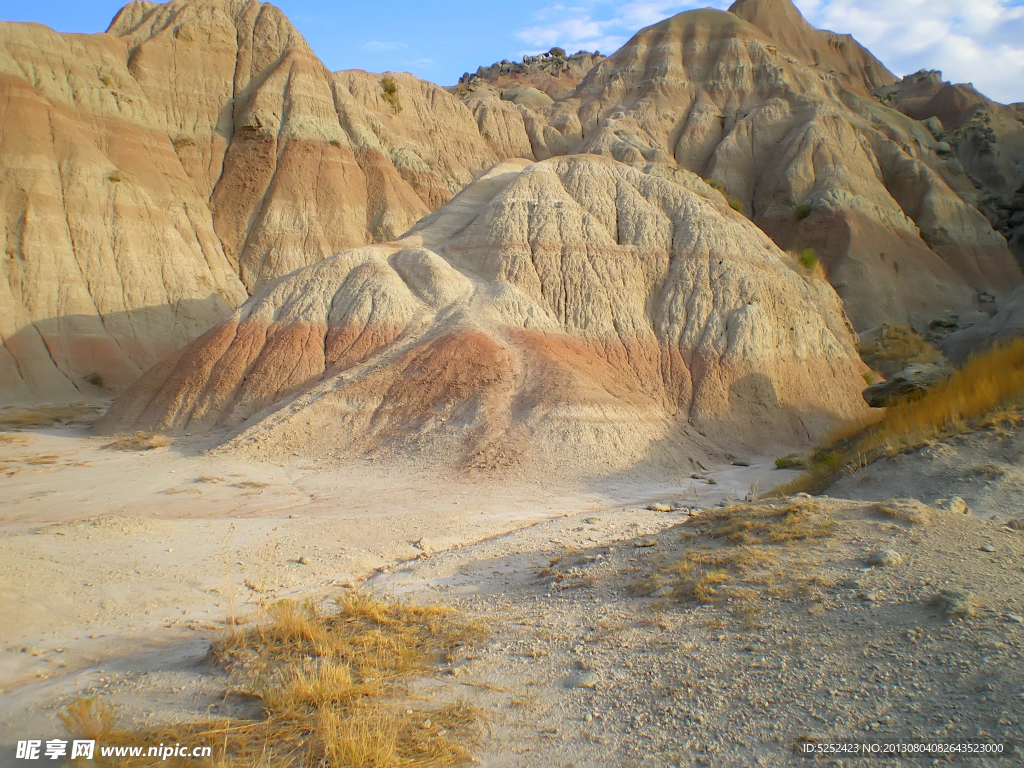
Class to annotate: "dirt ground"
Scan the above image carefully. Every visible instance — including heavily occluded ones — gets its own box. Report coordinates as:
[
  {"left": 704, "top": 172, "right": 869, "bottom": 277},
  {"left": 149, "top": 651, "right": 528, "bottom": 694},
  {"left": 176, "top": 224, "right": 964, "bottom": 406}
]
[
  {"left": 373, "top": 494, "right": 1024, "bottom": 767},
  {"left": 2, "top": 424, "right": 1023, "bottom": 766},
  {"left": 0, "top": 425, "right": 783, "bottom": 766}
]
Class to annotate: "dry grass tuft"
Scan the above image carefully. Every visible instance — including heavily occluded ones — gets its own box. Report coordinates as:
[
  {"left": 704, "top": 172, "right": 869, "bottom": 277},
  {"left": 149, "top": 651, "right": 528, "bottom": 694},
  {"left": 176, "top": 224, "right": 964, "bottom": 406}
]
[
  {"left": 0, "top": 403, "right": 104, "bottom": 430},
  {"left": 858, "top": 324, "right": 942, "bottom": 378},
  {"left": 103, "top": 432, "right": 173, "bottom": 451},
  {"left": 636, "top": 500, "right": 834, "bottom": 605},
  {"left": 59, "top": 697, "right": 116, "bottom": 740},
  {"left": 61, "top": 592, "right": 484, "bottom": 767},
  {"left": 380, "top": 76, "right": 403, "bottom": 114},
  {"left": 874, "top": 498, "right": 934, "bottom": 525},
  {"left": 776, "top": 339, "right": 1024, "bottom": 495},
  {"left": 784, "top": 249, "right": 828, "bottom": 280},
  {"left": 774, "top": 453, "right": 805, "bottom": 470},
  {"left": 701, "top": 501, "right": 837, "bottom": 545}
]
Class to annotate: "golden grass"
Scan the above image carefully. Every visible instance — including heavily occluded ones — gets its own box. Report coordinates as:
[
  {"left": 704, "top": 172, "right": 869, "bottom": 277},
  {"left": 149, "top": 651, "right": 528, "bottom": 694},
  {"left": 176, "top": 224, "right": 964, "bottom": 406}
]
[
  {"left": 60, "top": 696, "right": 117, "bottom": 740},
  {"left": 701, "top": 501, "right": 837, "bottom": 545},
  {"left": 636, "top": 500, "right": 834, "bottom": 605},
  {"left": 0, "top": 403, "right": 104, "bottom": 430},
  {"left": 874, "top": 499, "right": 933, "bottom": 525},
  {"left": 103, "top": 432, "right": 173, "bottom": 451},
  {"left": 866, "top": 339, "right": 1024, "bottom": 447},
  {"left": 858, "top": 324, "right": 942, "bottom": 377},
  {"left": 233, "top": 480, "right": 270, "bottom": 489},
  {"left": 776, "top": 339, "right": 1024, "bottom": 495},
  {"left": 61, "top": 592, "right": 485, "bottom": 767}
]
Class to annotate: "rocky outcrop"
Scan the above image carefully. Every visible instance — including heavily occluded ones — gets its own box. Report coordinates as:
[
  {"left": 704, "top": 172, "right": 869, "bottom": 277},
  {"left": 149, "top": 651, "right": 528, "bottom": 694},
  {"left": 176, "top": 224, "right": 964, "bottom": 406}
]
[
  {"left": 457, "top": 0, "right": 1023, "bottom": 332},
  {"left": 0, "top": 0, "right": 501, "bottom": 405},
  {"left": 0, "top": 20, "right": 248, "bottom": 404},
  {"left": 942, "top": 285, "right": 1024, "bottom": 364},
  {"left": 862, "top": 362, "right": 952, "bottom": 407},
  {"left": 458, "top": 49, "right": 606, "bottom": 100},
  {"left": 98, "top": 156, "right": 870, "bottom": 472},
  {"left": 108, "top": 0, "right": 500, "bottom": 288}
]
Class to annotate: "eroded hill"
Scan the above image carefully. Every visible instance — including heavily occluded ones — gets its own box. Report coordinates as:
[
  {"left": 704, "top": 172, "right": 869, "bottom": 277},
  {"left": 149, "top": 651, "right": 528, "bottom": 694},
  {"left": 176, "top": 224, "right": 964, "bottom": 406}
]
[{"left": 99, "top": 156, "right": 870, "bottom": 473}]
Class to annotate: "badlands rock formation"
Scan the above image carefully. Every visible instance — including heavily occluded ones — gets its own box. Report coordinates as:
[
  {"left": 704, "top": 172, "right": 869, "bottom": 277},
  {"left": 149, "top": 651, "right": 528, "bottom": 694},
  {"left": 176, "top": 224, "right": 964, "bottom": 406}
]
[
  {"left": 878, "top": 70, "right": 1024, "bottom": 265},
  {"left": 0, "top": 0, "right": 499, "bottom": 404},
  {"left": 5, "top": 0, "right": 1023, "bottom": 408},
  {"left": 100, "top": 156, "right": 869, "bottom": 471},
  {"left": 458, "top": 0, "right": 1023, "bottom": 330}
]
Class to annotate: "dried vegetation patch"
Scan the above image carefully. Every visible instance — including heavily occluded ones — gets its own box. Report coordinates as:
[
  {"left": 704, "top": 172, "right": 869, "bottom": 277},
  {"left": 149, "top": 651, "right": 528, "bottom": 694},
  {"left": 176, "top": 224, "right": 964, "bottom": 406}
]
[
  {"left": 0, "top": 403, "right": 104, "bottom": 430},
  {"left": 858, "top": 324, "right": 943, "bottom": 378},
  {"left": 103, "top": 432, "right": 174, "bottom": 451},
  {"left": 779, "top": 339, "right": 1024, "bottom": 494},
  {"left": 634, "top": 499, "right": 836, "bottom": 607},
  {"left": 60, "top": 592, "right": 485, "bottom": 767}
]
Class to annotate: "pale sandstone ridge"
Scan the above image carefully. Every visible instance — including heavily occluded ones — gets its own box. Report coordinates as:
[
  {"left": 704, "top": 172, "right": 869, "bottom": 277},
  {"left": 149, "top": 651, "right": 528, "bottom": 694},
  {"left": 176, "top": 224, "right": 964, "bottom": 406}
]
[
  {"left": 0, "top": 20, "right": 247, "bottom": 404},
  {"left": 104, "top": 0, "right": 500, "bottom": 284},
  {"left": 100, "top": 157, "right": 869, "bottom": 473},
  {"left": 458, "top": 0, "right": 1023, "bottom": 331},
  {"left": 0, "top": 0, "right": 500, "bottom": 404}
]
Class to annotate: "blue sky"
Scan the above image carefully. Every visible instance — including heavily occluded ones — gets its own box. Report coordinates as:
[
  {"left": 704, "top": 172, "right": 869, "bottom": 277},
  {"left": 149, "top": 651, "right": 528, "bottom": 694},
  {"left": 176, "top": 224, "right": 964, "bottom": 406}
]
[{"left": 2, "top": 0, "right": 1023, "bottom": 102}]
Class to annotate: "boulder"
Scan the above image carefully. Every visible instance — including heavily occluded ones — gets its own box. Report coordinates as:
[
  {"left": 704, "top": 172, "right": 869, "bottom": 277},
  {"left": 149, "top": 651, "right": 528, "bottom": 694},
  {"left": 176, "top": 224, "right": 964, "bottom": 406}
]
[{"left": 862, "top": 362, "right": 952, "bottom": 407}]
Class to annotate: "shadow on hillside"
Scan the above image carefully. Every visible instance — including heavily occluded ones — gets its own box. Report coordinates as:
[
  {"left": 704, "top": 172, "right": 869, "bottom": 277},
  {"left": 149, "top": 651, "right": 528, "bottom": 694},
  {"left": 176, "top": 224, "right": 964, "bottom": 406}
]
[{"left": 0, "top": 295, "right": 235, "bottom": 407}]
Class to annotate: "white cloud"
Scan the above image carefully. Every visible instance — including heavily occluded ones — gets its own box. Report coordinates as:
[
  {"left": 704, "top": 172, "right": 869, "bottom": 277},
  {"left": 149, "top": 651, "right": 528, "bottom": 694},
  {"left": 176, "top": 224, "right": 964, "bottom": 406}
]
[
  {"left": 797, "top": 0, "right": 1024, "bottom": 103},
  {"left": 515, "top": 0, "right": 729, "bottom": 56},
  {"left": 363, "top": 41, "right": 407, "bottom": 51},
  {"left": 514, "top": 0, "right": 1024, "bottom": 103}
]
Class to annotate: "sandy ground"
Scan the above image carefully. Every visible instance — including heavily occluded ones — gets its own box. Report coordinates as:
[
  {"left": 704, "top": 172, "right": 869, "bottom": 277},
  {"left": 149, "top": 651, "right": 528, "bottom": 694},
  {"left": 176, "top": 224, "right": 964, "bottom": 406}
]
[{"left": 0, "top": 425, "right": 784, "bottom": 765}]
